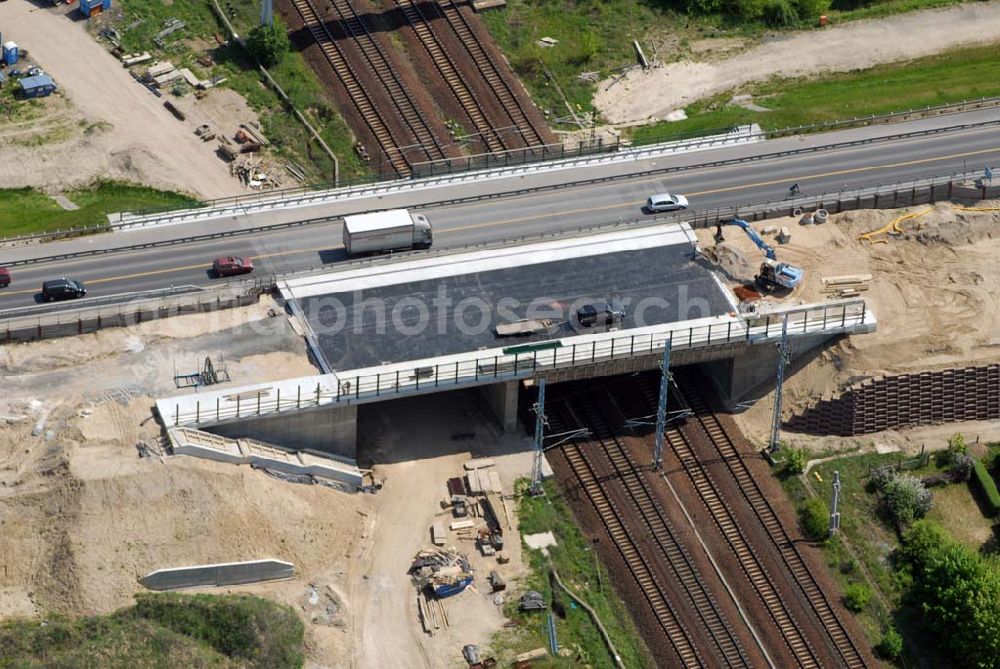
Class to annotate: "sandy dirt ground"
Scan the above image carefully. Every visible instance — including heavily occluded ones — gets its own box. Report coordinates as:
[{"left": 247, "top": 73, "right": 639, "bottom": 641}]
[
  {"left": 0, "top": 298, "right": 537, "bottom": 668},
  {"left": 693, "top": 200, "right": 1000, "bottom": 450},
  {"left": 0, "top": 3, "right": 246, "bottom": 198},
  {"left": 346, "top": 392, "right": 534, "bottom": 669},
  {"left": 596, "top": 2, "right": 1000, "bottom": 124}
]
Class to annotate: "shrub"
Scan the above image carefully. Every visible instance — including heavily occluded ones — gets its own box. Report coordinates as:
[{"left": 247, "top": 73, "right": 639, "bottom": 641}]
[
  {"left": 842, "top": 583, "right": 871, "bottom": 612},
  {"left": 868, "top": 465, "right": 895, "bottom": 492},
  {"left": 782, "top": 447, "right": 807, "bottom": 476},
  {"left": 793, "top": 0, "right": 830, "bottom": 18},
  {"left": 897, "top": 520, "right": 1000, "bottom": 667},
  {"left": 876, "top": 627, "right": 903, "bottom": 660},
  {"left": 246, "top": 21, "right": 290, "bottom": 68},
  {"left": 734, "top": 0, "right": 768, "bottom": 20},
  {"left": 798, "top": 497, "right": 828, "bottom": 541},
  {"left": 685, "top": 0, "right": 726, "bottom": 14},
  {"left": 882, "top": 474, "right": 933, "bottom": 527},
  {"left": 950, "top": 452, "right": 974, "bottom": 482},
  {"left": 937, "top": 433, "right": 969, "bottom": 467},
  {"left": 972, "top": 458, "right": 1000, "bottom": 517},
  {"left": 762, "top": 0, "right": 799, "bottom": 26}
]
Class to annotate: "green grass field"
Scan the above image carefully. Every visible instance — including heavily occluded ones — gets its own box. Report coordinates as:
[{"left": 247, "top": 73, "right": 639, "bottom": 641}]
[
  {"left": 631, "top": 42, "right": 1000, "bottom": 143},
  {"left": 0, "top": 593, "right": 304, "bottom": 668},
  {"left": 782, "top": 444, "right": 999, "bottom": 666},
  {"left": 484, "top": 0, "right": 985, "bottom": 133},
  {"left": 488, "top": 479, "right": 655, "bottom": 667},
  {"left": 0, "top": 182, "right": 197, "bottom": 237}
]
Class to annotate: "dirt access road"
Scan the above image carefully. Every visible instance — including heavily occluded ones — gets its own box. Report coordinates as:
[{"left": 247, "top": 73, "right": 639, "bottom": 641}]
[
  {"left": 0, "top": 2, "right": 239, "bottom": 198},
  {"left": 596, "top": 1, "right": 1000, "bottom": 124}
]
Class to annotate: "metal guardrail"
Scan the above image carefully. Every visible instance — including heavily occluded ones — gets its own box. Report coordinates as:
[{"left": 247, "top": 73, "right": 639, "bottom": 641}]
[
  {"left": 162, "top": 299, "right": 870, "bottom": 427},
  {"left": 105, "top": 117, "right": 1000, "bottom": 231},
  {"left": 4, "top": 115, "right": 998, "bottom": 267},
  {"left": 0, "top": 285, "right": 205, "bottom": 320},
  {"left": 3, "top": 168, "right": 993, "bottom": 342},
  {"left": 0, "top": 282, "right": 264, "bottom": 344},
  {"left": 2, "top": 97, "right": 997, "bottom": 247},
  {"left": 119, "top": 94, "right": 1000, "bottom": 219}
]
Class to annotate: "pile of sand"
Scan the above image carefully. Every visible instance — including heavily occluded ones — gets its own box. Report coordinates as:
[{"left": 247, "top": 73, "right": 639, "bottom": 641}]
[{"left": 694, "top": 201, "right": 1000, "bottom": 446}]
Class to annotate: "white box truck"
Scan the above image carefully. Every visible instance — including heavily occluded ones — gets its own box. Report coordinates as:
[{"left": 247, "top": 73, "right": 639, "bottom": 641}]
[{"left": 342, "top": 209, "right": 433, "bottom": 256}]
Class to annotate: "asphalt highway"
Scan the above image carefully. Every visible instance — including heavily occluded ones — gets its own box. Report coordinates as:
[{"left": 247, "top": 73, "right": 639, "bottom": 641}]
[{"left": 0, "top": 114, "right": 997, "bottom": 310}]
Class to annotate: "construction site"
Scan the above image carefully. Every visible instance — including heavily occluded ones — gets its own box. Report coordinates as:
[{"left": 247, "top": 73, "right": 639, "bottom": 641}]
[
  {"left": 2, "top": 0, "right": 1000, "bottom": 663},
  {"left": 0, "top": 187, "right": 997, "bottom": 664}
]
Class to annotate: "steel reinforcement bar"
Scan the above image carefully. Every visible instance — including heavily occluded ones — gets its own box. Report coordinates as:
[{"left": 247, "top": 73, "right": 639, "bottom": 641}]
[{"left": 677, "top": 371, "right": 869, "bottom": 668}]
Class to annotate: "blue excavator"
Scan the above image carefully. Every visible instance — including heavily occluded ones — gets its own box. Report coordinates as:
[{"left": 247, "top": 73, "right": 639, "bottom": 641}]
[{"left": 715, "top": 219, "right": 804, "bottom": 291}]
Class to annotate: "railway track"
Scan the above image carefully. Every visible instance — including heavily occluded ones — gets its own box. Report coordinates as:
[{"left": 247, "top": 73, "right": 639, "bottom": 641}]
[
  {"left": 675, "top": 371, "right": 869, "bottom": 669},
  {"left": 550, "top": 420, "right": 704, "bottom": 666},
  {"left": 549, "top": 390, "right": 762, "bottom": 667},
  {"left": 393, "top": 0, "right": 506, "bottom": 154},
  {"left": 289, "top": 0, "right": 407, "bottom": 174},
  {"left": 632, "top": 376, "right": 824, "bottom": 668},
  {"left": 559, "top": 392, "right": 755, "bottom": 668},
  {"left": 436, "top": 0, "right": 548, "bottom": 149},
  {"left": 289, "top": 0, "right": 446, "bottom": 174}
]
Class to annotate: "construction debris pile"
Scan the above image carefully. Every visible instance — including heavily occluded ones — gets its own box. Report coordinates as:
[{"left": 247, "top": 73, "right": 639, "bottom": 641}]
[
  {"left": 230, "top": 157, "right": 279, "bottom": 190},
  {"left": 410, "top": 548, "right": 474, "bottom": 599}
]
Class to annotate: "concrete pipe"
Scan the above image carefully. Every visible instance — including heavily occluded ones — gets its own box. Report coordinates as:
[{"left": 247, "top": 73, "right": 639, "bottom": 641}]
[
  {"left": 799, "top": 213, "right": 814, "bottom": 225},
  {"left": 792, "top": 207, "right": 803, "bottom": 217},
  {"left": 813, "top": 208, "right": 829, "bottom": 224}
]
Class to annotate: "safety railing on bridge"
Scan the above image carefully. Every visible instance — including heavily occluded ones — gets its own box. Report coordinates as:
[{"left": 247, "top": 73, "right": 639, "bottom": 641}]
[{"left": 162, "top": 299, "right": 870, "bottom": 427}]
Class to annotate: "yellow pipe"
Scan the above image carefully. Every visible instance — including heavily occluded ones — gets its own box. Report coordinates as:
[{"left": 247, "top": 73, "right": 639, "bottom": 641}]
[{"left": 859, "top": 207, "right": 933, "bottom": 243}]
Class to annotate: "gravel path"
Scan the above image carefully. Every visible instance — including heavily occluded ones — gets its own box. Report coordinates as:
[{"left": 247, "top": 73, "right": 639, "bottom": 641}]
[
  {"left": 0, "top": 2, "right": 240, "bottom": 198},
  {"left": 596, "top": 1, "right": 1000, "bottom": 124}
]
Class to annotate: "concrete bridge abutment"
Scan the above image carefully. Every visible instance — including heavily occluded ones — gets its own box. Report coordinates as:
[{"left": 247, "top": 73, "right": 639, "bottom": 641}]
[{"left": 207, "top": 403, "right": 358, "bottom": 461}]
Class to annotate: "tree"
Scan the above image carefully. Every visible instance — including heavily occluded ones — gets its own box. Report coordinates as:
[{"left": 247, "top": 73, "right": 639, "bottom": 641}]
[
  {"left": 882, "top": 474, "right": 932, "bottom": 527},
  {"left": 842, "top": 583, "right": 871, "bottom": 612},
  {"left": 876, "top": 627, "right": 903, "bottom": 660},
  {"left": 798, "top": 497, "right": 829, "bottom": 541},
  {"left": 246, "top": 20, "right": 290, "bottom": 68},
  {"left": 897, "top": 520, "right": 1000, "bottom": 667}
]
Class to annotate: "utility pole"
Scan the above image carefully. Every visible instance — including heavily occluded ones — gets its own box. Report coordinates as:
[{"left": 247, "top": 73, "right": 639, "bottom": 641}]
[
  {"left": 530, "top": 379, "right": 547, "bottom": 496},
  {"left": 829, "top": 471, "right": 842, "bottom": 536},
  {"left": 260, "top": 0, "right": 273, "bottom": 26},
  {"left": 652, "top": 340, "right": 671, "bottom": 470},
  {"left": 768, "top": 317, "right": 790, "bottom": 453}
]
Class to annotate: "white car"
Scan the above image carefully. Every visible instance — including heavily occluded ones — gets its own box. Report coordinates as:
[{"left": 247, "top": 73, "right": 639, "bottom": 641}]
[{"left": 646, "top": 193, "right": 689, "bottom": 213}]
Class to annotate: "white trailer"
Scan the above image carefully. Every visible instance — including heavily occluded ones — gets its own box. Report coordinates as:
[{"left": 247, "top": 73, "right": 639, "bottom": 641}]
[{"left": 342, "top": 209, "right": 433, "bottom": 256}]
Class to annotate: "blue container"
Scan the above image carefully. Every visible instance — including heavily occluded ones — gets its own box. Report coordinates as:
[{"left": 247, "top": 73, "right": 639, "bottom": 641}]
[
  {"left": 80, "top": 0, "right": 112, "bottom": 17},
  {"left": 20, "top": 75, "right": 56, "bottom": 99},
  {"left": 2, "top": 42, "right": 18, "bottom": 66}
]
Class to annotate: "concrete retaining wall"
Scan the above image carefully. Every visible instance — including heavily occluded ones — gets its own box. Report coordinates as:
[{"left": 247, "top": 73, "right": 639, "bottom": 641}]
[
  {"left": 786, "top": 364, "right": 1000, "bottom": 436},
  {"left": 139, "top": 559, "right": 295, "bottom": 590}
]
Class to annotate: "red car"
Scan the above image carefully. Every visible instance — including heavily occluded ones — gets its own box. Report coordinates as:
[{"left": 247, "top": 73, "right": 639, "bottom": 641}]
[
  {"left": 0, "top": 267, "right": 10, "bottom": 288},
  {"left": 212, "top": 256, "right": 254, "bottom": 278}
]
